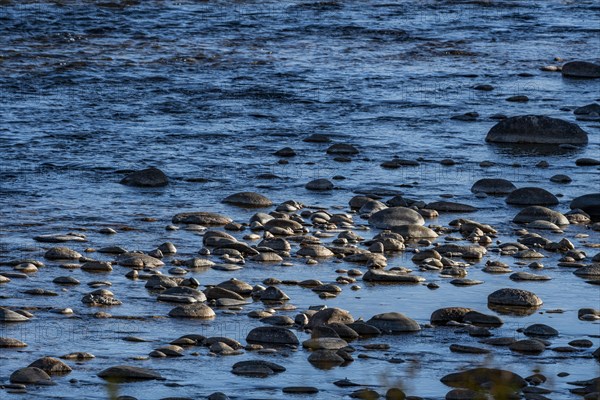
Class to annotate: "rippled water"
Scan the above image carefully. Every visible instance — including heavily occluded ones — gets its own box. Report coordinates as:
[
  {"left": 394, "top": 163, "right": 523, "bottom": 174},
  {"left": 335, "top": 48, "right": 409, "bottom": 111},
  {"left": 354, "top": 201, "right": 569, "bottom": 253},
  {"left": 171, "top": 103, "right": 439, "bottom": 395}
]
[{"left": 1, "top": 1, "right": 599, "bottom": 399}]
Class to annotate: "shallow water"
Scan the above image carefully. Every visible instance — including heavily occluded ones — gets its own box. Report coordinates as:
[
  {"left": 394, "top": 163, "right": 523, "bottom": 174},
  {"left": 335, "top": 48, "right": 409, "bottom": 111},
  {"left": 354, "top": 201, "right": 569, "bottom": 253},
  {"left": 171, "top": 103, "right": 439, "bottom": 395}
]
[{"left": 0, "top": 1, "right": 599, "bottom": 399}]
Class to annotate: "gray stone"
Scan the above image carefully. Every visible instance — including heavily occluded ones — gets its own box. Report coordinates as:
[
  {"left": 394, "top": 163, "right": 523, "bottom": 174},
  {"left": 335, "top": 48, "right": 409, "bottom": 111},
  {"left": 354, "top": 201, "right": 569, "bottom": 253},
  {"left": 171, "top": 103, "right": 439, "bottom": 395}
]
[
  {"left": 562, "top": 61, "right": 600, "bottom": 79},
  {"left": 506, "top": 187, "right": 558, "bottom": 206},
  {"left": 98, "top": 365, "right": 163, "bottom": 381},
  {"left": 222, "top": 192, "right": 273, "bottom": 207},
  {"left": 488, "top": 288, "right": 543, "bottom": 307},
  {"left": 120, "top": 167, "right": 168, "bottom": 187},
  {"left": 172, "top": 212, "right": 232, "bottom": 225},
  {"left": 366, "top": 312, "right": 420, "bottom": 333},
  {"left": 513, "top": 206, "right": 569, "bottom": 225},
  {"left": 485, "top": 115, "right": 588, "bottom": 144},
  {"left": 246, "top": 326, "right": 299, "bottom": 346},
  {"left": 471, "top": 178, "right": 516, "bottom": 195},
  {"left": 369, "top": 207, "right": 425, "bottom": 229}
]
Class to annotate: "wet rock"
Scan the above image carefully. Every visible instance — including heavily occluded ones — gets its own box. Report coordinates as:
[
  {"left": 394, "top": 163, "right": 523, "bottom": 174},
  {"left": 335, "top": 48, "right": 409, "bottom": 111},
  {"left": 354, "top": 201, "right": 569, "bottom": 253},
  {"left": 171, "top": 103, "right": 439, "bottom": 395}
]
[
  {"left": 510, "top": 272, "right": 551, "bottom": 281},
  {"left": 570, "top": 193, "right": 600, "bottom": 219},
  {"left": 513, "top": 206, "right": 569, "bottom": 225},
  {"left": 28, "top": 357, "right": 72, "bottom": 375},
  {"left": 363, "top": 269, "right": 425, "bottom": 283},
  {"left": 426, "top": 201, "right": 477, "bottom": 213},
  {"left": 308, "top": 349, "right": 345, "bottom": 367},
  {"left": 366, "top": 312, "right": 420, "bottom": 333},
  {"left": 306, "top": 178, "right": 334, "bottom": 191},
  {"left": 488, "top": 288, "right": 542, "bottom": 308},
  {"left": 297, "top": 245, "right": 334, "bottom": 257},
  {"left": 523, "top": 324, "right": 558, "bottom": 337},
  {"left": 506, "top": 187, "right": 558, "bottom": 206},
  {"left": 303, "top": 337, "right": 348, "bottom": 350},
  {"left": 0, "top": 308, "right": 29, "bottom": 323},
  {"left": 259, "top": 286, "right": 290, "bottom": 301},
  {"left": 246, "top": 326, "right": 299, "bottom": 346},
  {"left": 159, "top": 287, "right": 207, "bottom": 303},
  {"left": 222, "top": 192, "right": 272, "bottom": 207},
  {"left": 274, "top": 147, "right": 296, "bottom": 157},
  {"left": 307, "top": 308, "right": 355, "bottom": 328},
  {"left": 82, "top": 289, "right": 122, "bottom": 306},
  {"left": 509, "top": 339, "right": 546, "bottom": 354},
  {"left": 60, "top": 352, "right": 95, "bottom": 360},
  {"left": 550, "top": 174, "right": 572, "bottom": 183},
  {"left": 576, "top": 158, "right": 600, "bottom": 166},
  {"left": 369, "top": 207, "right": 425, "bottom": 229},
  {"left": 10, "top": 367, "right": 52, "bottom": 384},
  {"left": 327, "top": 143, "right": 359, "bottom": 155},
  {"left": 463, "top": 311, "right": 503, "bottom": 327},
  {"left": 283, "top": 387, "right": 319, "bottom": 394},
  {"left": 391, "top": 224, "right": 438, "bottom": 238},
  {"left": 562, "top": 61, "right": 600, "bottom": 79},
  {"left": 81, "top": 261, "right": 113, "bottom": 272},
  {"left": 435, "top": 244, "right": 487, "bottom": 259},
  {"left": 430, "top": 307, "right": 473, "bottom": 325},
  {"left": 304, "top": 134, "right": 331, "bottom": 143},
  {"left": 145, "top": 275, "right": 179, "bottom": 290},
  {"left": 208, "top": 392, "right": 231, "bottom": 400},
  {"left": 231, "top": 360, "right": 285, "bottom": 377},
  {"left": 34, "top": 234, "right": 86, "bottom": 243},
  {"left": 44, "top": 247, "right": 82, "bottom": 260},
  {"left": 449, "top": 344, "right": 490, "bottom": 354},
  {"left": 168, "top": 303, "right": 215, "bottom": 319},
  {"left": 53, "top": 276, "right": 80, "bottom": 285},
  {"left": 0, "top": 337, "right": 27, "bottom": 347},
  {"left": 574, "top": 264, "right": 600, "bottom": 278},
  {"left": 172, "top": 212, "right": 232, "bottom": 225},
  {"left": 441, "top": 368, "right": 527, "bottom": 390},
  {"left": 471, "top": 178, "right": 516, "bottom": 195},
  {"left": 485, "top": 115, "right": 588, "bottom": 144},
  {"left": 117, "top": 253, "right": 164, "bottom": 269},
  {"left": 120, "top": 167, "right": 168, "bottom": 187},
  {"left": 217, "top": 278, "right": 253, "bottom": 296},
  {"left": 98, "top": 365, "right": 163, "bottom": 381}
]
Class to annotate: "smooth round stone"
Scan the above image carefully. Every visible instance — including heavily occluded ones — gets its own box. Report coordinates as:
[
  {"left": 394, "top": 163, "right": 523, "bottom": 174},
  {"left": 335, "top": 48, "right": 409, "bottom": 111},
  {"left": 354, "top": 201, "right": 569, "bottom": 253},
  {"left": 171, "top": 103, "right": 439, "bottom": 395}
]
[
  {"left": 307, "top": 349, "right": 345, "bottom": 367},
  {"left": 506, "top": 187, "right": 559, "bottom": 206},
  {"left": 523, "top": 324, "right": 559, "bottom": 337},
  {"left": 569, "top": 339, "right": 593, "bottom": 348},
  {"left": 297, "top": 245, "right": 334, "bottom": 258},
  {"left": 450, "top": 279, "right": 483, "bottom": 286},
  {"left": 259, "top": 286, "right": 290, "bottom": 301},
  {"left": 362, "top": 269, "right": 424, "bottom": 283},
  {"left": 471, "top": 178, "right": 516, "bottom": 195},
  {"left": 550, "top": 174, "right": 572, "bottom": 183},
  {"left": 53, "top": 276, "right": 80, "bottom": 285},
  {"left": 369, "top": 207, "right": 425, "bottom": 229},
  {"left": 168, "top": 303, "right": 215, "bottom": 319},
  {"left": 282, "top": 387, "right": 319, "bottom": 394},
  {"left": 426, "top": 201, "right": 477, "bottom": 213},
  {"left": 28, "top": 357, "right": 72, "bottom": 374},
  {"left": 574, "top": 265, "right": 600, "bottom": 278},
  {"left": 302, "top": 337, "right": 348, "bottom": 350},
  {"left": 510, "top": 272, "right": 551, "bottom": 281},
  {"left": 81, "top": 261, "right": 113, "bottom": 272},
  {"left": 441, "top": 368, "right": 527, "bottom": 390},
  {"left": 485, "top": 115, "right": 588, "bottom": 144},
  {"left": 222, "top": 192, "right": 272, "bottom": 207},
  {"left": 307, "top": 308, "right": 354, "bottom": 328},
  {"left": 488, "top": 288, "right": 543, "bottom": 308},
  {"left": 117, "top": 253, "right": 164, "bottom": 269},
  {"left": 0, "top": 307, "right": 30, "bottom": 322},
  {"left": 326, "top": 143, "right": 359, "bottom": 155},
  {"left": 172, "top": 212, "right": 232, "bottom": 226},
  {"left": 513, "top": 206, "right": 569, "bottom": 225},
  {"left": 430, "top": 307, "right": 473, "bottom": 325},
  {"left": 366, "top": 312, "right": 420, "bottom": 333},
  {"left": 570, "top": 193, "right": 600, "bottom": 219},
  {"left": 120, "top": 167, "right": 168, "bottom": 187},
  {"left": 10, "top": 367, "right": 52, "bottom": 384},
  {"left": 305, "top": 179, "right": 334, "bottom": 191},
  {"left": 391, "top": 224, "right": 438, "bottom": 238},
  {"left": 449, "top": 344, "right": 490, "bottom": 354},
  {"left": 34, "top": 234, "right": 86, "bottom": 243},
  {"left": 246, "top": 326, "right": 299, "bottom": 345},
  {"left": 463, "top": 311, "right": 503, "bottom": 327},
  {"left": 0, "top": 337, "right": 28, "bottom": 348},
  {"left": 562, "top": 61, "right": 600, "bottom": 79},
  {"left": 97, "top": 365, "right": 163, "bottom": 381},
  {"left": 509, "top": 339, "right": 546, "bottom": 354},
  {"left": 60, "top": 352, "right": 95, "bottom": 360},
  {"left": 44, "top": 247, "right": 82, "bottom": 260}
]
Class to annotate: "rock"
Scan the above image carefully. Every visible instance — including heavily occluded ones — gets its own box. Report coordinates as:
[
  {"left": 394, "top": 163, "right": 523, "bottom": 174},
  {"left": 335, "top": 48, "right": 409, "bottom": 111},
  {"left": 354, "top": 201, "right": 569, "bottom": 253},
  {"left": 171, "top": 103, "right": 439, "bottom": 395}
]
[
  {"left": 217, "top": 278, "right": 253, "bottom": 296},
  {"left": 576, "top": 158, "right": 600, "bottom": 166},
  {"left": 488, "top": 288, "right": 542, "bottom": 308},
  {"left": 506, "top": 187, "right": 558, "bottom": 206},
  {"left": 523, "top": 324, "right": 558, "bottom": 337},
  {"left": 120, "top": 167, "right": 168, "bottom": 187},
  {"left": 574, "top": 265, "right": 600, "bottom": 278},
  {"left": 485, "top": 115, "right": 588, "bottom": 145},
  {"left": 303, "top": 337, "right": 348, "bottom": 350},
  {"left": 463, "top": 311, "right": 503, "bottom": 327},
  {"left": 308, "top": 349, "right": 345, "bottom": 367},
  {"left": 274, "top": 147, "right": 296, "bottom": 157},
  {"left": 10, "top": 367, "right": 52, "bottom": 384},
  {"left": 231, "top": 360, "right": 285, "bottom": 377},
  {"left": 562, "top": 61, "right": 600, "bottom": 79},
  {"left": 550, "top": 174, "right": 572, "bottom": 183},
  {"left": 471, "top": 178, "right": 516, "bottom": 195},
  {"left": 246, "top": 326, "right": 299, "bottom": 346},
  {"left": 363, "top": 269, "right": 425, "bottom": 283},
  {"left": 297, "top": 245, "right": 334, "bottom": 257},
  {"left": 60, "top": 352, "right": 95, "bottom": 360},
  {"left": 306, "top": 179, "right": 334, "bottom": 191},
  {"left": 145, "top": 275, "right": 179, "bottom": 290},
  {"left": 259, "top": 286, "right": 290, "bottom": 301},
  {"left": 349, "top": 389, "right": 380, "bottom": 399},
  {"left": 510, "top": 272, "right": 551, "bottom": 281},
  {"left": 205, "top": 286, "right": 244, "bottom": 301},
  {"left": 159, "top": 287, "right": 207, "bottom": 303},
  {"left": 570, "top": 193, "right": 600, "bottom": 219},
  {"left": 327, "top": 143, "right": 359, "bottom": 155},
  {"left": 44, "top": 247, "right": 82, "bottom": 260},
  {"left": 172, "top": 212, "right": 232, "bottom": 225},
  {"left": 283, "top": 387, "right": 319, "bottom": 394},
  {"left": 28, "top": 357, "right": 72, "bottom": 375},
  {"left": 509, "top": 339, "right": 546, "bottom": 354},
  {"left": 513, "top": 206, "right": 569, "bottom": 225},
  {"left": 366, "top": 312, "right": 420, "bottom": 333},
  {"left": 168, "top": 303, "right": 215, "bottom": 319},
  {"left": 98, "top": 365, "right": 163, "bottom": 381},
  {"left": 369, "top": 207, "right": 425, "bottom": 229},
  {"left": 391, "top": 224, "right": 438, "bottom": 238},
  {"left": 0, "top": 337, "right": 27, "bottom": 347},
  {"left": 81, "top": 261, "right": 113, "bottom": 272},
  {"left": 208, "top": 392, "right": 231, "bottom": 400},
  {"left": 435, "top": 244, "right": 487, "bottom": 259},
  {"left": 430, "top": 307, "right": 473, "bottom": 325},
  {"left": 426, "top": 201, "right": 477, "bottom": 213},
  {"left": 304, "top": 134, "right": 331, "bottom": 143},
  {"left": 0, "top": 308, "right": 30, "bottom": 322},
  {"left": 82, "top": 290, "right": 122, "bottom": 306},
  {"left": 441, "top": 368, "right": 527, "bottom": 390},
  {"left": 449, "top": 344, "right": 490, "bottom": 354},
  {"left": 117, "top": 253, "right": 164, "bottom": 269},
  {"left": 34, "top": 234, "right": 86, "bottom": 243},
  {"left": 307, "top": 308, "right": 355, "bottom": 328},
  {"left": 222, "top": 192, "right": 272, "bottom": 207}
]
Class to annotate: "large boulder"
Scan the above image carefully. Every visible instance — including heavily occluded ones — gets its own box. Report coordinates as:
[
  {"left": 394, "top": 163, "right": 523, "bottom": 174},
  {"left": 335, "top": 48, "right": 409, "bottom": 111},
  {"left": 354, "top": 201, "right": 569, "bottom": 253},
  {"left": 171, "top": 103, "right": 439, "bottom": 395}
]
[
  {"left": 506, "top": 187, "right": 558, "bottom": 206},
  {"left": 562, "top": 61, "right": 600, "bottom": 79},
  {"left": 570, "top": 193, "right": 600, "bottom": 219},
  {"left": 222, "top": 192, "right": 272, "bottom": 208},
  {"left": 120, "top": 167, "right": 168, "bottom": 187},
  {"left": 485, "top": 115, "right": 588, "bottom": 144},
  {"left": 28, "top": 357, "right": 72, "bottom": 375},
  {"left": 369, "top": 207, "right": 425, "bottom": 229}
]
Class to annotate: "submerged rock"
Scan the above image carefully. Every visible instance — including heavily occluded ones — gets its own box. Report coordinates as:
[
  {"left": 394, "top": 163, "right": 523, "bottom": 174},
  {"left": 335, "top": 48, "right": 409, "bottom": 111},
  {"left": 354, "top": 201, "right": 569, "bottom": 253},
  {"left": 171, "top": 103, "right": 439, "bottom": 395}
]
[
  {"left": 485, "top": 115, "right": 588, "bottom": 144},
  {"left": 366, "top": 312, "right": 420, "bottom": 333},
  {"left": 369, "top": 207, "right": 425, "bottom": 229},
  {"left": 222, "top": 192, "right": 272, "bottom": 207},
  {"left": 120, "top": 167, "right": 168, "bottom": 187},
  {"left": 562, "top": 61, "right": 600, "bottom": 79},
  {"left": 506, "top": 187, "right": 558, "bottom": 206},
  {"left": 488, "top": 288, "right": 543, "bottom": 308},
  {"left": 98, "top": 365, "right": 163, "bottom": 381}
]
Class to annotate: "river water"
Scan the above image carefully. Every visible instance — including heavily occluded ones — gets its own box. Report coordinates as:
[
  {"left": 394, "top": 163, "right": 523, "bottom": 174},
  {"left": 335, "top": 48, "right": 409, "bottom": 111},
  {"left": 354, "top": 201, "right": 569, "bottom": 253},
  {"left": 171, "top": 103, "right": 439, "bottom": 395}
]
[{"left": 0, "top": 1, "right": 599, "bottom": 399}]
